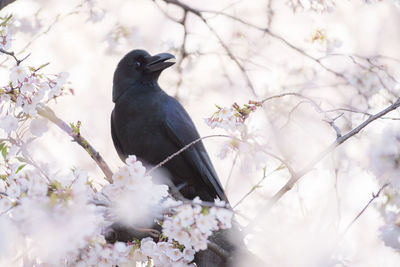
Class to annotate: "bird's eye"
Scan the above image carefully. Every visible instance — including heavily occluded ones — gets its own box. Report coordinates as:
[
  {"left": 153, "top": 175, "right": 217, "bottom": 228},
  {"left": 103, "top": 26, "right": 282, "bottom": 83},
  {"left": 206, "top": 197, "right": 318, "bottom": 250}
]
[{"left": 135, "top": 61, "right": 141, "bottom": 68}]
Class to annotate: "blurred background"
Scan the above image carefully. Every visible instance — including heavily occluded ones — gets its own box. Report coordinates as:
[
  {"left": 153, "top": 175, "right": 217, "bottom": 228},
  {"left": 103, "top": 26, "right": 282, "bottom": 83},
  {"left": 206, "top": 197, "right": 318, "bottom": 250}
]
[{"left": 2, "top": 0, "right": 400, "bottom": 265}]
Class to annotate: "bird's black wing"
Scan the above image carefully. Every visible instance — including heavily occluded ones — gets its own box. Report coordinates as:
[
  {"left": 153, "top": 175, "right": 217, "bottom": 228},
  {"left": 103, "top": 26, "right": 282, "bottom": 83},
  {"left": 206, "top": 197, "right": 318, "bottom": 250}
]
[
  {"left": 162, "top": 98, "right": 227, "bottom": 201},
  {"left": 111, "top": 109, "right": 126, "bottom": 161}
]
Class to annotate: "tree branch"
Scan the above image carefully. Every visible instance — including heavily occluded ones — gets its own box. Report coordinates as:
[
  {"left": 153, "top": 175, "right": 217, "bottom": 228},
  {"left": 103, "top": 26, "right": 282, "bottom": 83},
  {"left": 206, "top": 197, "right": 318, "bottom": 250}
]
[
  {"left": 146, "top": 134, "right": 233, "bottom": 175},
  {"left": 246, "top": 97, "right": 400, "bottom": 230},
  {"left": 0, "top": 48, "right": 30, "bottom": 66},
  {"left": 262, "top": 92, "right": 342, "bottom": 137},
  {"left": 271, "top": 97, "right": 400, "bottom": 203},
  {"left": 37, "top": 105, "right": 114, "bottom": 184},
  {"left": 207, "top": 241, "right": 231, "bottom": 261}
]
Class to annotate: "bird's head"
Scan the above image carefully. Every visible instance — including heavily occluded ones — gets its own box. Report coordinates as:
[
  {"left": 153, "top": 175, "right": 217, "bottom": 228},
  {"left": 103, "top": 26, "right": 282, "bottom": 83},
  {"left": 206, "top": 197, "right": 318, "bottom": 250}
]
[{"left": 112, "top": 49, "right": 176, "bottom": 102}]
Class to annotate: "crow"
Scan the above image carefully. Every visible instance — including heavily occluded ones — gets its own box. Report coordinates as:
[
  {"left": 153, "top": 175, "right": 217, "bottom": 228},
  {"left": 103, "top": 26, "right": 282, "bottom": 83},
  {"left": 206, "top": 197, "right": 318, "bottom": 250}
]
[
  {"left": 111, "top": 49, "right": 227, "bottom": 202},
  {"left": 108, "top": 49, "right": 254, "bottom": 267}
]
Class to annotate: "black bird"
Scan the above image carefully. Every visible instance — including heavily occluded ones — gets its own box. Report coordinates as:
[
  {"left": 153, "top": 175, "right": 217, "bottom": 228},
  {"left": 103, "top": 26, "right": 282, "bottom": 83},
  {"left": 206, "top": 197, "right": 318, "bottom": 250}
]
[
  {"left": 111, "top": 49, "right": 227, "bottom": 202},
  {"left": 108, "top": 50, "right": 255, "bottom": 267}
]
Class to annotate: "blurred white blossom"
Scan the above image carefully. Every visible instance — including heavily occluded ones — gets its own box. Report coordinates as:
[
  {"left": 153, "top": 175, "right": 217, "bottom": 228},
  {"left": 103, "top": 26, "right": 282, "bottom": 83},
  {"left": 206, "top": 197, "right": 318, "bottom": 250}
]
[
  {"left": 286, "top": 0, "right": 335, "bottom": 12},
  {"left": 0, "top": 25, "right": 11, "bottom": 50},
  {"left": 0, "top": 114, "right": 18, "bottom": 134},
  {"left": 102, "top": 155, "right": 169, "bottom": 226},
  {"left": 29, "top": 117, "right": 48, "bottom": 137}
]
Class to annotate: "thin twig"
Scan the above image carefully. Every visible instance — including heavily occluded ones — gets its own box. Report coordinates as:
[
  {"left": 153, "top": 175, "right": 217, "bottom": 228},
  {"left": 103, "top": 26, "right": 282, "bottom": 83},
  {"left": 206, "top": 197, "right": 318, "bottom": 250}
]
[
  {"left": 333, "top": 168, "right": 341, "bottom": 230},
  {"left": 325, "top": 107, "right": 400, "bottom": 120},
  {"left": 342, "top": 183, "right": 389, "bottom": 235},
  {"left": 147, "top": 134, "right": 233, "bottom": 175},
  {"left": 224, "top": 151, "right": 239, "bottom": 191},
  {"left": 165, "top": 199, "right": 231, "bottom": 211},
  {"left": 262, "top": 92, "right": 342, "bottom": 137},
  {"left": 233, "top": 165, "right": 282, "bottom": 209},
  {"left": 266, "top": 0, "right": 274, "bottom": 28},
  {"left": 0, "top": 203, "right": 15, "bottom": 216}
]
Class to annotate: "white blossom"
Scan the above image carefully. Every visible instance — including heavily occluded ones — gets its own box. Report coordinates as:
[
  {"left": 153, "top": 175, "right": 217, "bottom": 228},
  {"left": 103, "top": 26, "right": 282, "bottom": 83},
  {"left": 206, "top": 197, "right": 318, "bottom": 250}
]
[
  {"left": 0, "top": 198, "right": 13, "bottom": 213},
  {"left": 20, "top": 79, "right": 35, "bottom": 94},
  {"left": 162, "top": 200, "right": 233, "bottom": 252},
  {"left": 205, "top": 106, "right": 243, "bottom": 132},
  {"left": 214, "top": 207, "right": 233, "bottom": 229},
  {"left": 0, "top": 114, "right": 18, "bottom": 134},
  {"left": 0, "top": 26, "right": 11, "bottom": 50},
  {"left": 183, "top": 248, "right": 195, "bottom": 262},
  {"left": 6, "top": 182, "right": 20, "bottom": 198},
  {"left": 29, "top": 117, "right": 48, "bottom": 137},
  {"left": 103, "top": 156, "right": 168, "bottom": 226},
  {"left": 166, "top": 247, "right": 183, "bottom": 261},
  {"left": 140, "top": 237, "right": 156, "bottom": 255},
  {"left": 10, "top": 66, "right": 27, "bottom": 86}
]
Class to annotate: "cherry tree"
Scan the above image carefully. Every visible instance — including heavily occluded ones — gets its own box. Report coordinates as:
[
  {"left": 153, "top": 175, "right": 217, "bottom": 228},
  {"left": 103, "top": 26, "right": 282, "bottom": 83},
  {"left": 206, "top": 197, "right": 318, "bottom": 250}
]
[{"left": 1, "top": 0, "right": 400, "bottom": 266}]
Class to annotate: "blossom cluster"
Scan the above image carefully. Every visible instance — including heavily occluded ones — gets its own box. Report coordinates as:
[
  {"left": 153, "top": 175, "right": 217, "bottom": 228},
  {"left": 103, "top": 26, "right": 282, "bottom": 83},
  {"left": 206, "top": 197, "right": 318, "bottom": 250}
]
[
  {"left": 162, "top": 198, "right": 233, "bottom": 252},
  {"left": 4, "top": 65, "right": 68, "bottom": 112},
  {"left": 205, "top": 101, "right": 261, "bottom": 133},
  {"left": 0, "top": 65, "right": 69, "bottom": 136},
  {"left": 205, "top": 101, "right": 267, "bottom": 171},
  {"left": 85, "top": 0, "right": 105, "bottom": 23},
  {"left": 75, "top": 236, "right": 135, "bottom": 266},
  {"left": 133, "top": 237, "right": 196, "bottom": 267},
  {"left": 308, "top": 28, "right": 342, "bottom": 54},
  {"left": 0, "top": 144, "right": 105, "bottom": 265},
  {"left": 101, "top": 155, "right": 169, "bottom": 226},
  {"left": 286, "top": 0, "right": 335, "bottom": 12},
  {"left": 0, "top": 17, "right": 69, "bottom": 134},
  {"left": 128, "top": 198, "right": 233, "bottom": 266},
  {"left": 99, "top": 156, "right": 234, "bottom": 266}
]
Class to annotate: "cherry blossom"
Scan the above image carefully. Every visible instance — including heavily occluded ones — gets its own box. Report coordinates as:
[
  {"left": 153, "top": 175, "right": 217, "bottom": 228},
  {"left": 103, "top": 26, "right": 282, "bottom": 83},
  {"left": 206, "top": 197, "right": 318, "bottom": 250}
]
[
  {"left": 10, "top": 66, "right": 27, "bottom": 86},
  {"left": 162, "top": 200, "right": 233, "bottom": 252},
  {"left": 286, "top": 0, "right": 335, "bottom": 12},
  {"left": 102, "top": 155, "right": 169, "bottom": 226},
  {"left": 0, "top": 114, "right": 18, "bottom": 134},
  {"left": 0, "top": 25, "right": 11, "bottom": 50},
  {"left": 0, "top": 198, "right": 13, "bottom": 213}
]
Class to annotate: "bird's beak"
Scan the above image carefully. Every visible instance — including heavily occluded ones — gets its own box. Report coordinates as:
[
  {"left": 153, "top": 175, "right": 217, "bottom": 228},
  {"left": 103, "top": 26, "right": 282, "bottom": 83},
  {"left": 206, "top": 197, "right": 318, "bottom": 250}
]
[{"left": 145, "top": 53, "right": 176, "bottom": 72}]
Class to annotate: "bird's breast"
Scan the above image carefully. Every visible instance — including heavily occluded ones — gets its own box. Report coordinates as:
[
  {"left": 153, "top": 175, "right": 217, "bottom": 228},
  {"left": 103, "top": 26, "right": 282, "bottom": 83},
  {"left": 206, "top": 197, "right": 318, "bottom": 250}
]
[{"left": 112, "top": 92, "right": 174, "bottom": 164}]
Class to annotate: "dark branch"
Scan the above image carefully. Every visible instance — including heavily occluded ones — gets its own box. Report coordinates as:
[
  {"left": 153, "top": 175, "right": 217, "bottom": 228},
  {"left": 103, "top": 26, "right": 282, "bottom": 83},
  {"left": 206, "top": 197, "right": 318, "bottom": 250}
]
[{"left": 0, "top": 48, "right": 30, "bottom": 66}]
